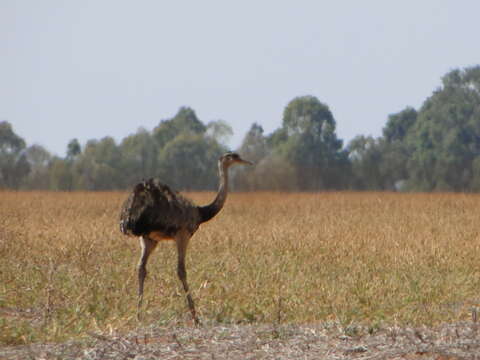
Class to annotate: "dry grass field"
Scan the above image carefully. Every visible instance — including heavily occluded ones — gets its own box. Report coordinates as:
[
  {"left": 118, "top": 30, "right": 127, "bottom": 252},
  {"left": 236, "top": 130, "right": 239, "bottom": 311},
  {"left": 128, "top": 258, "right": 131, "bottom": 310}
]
[{"left": 1, "top": 191, "right": 480, "bottom": 346}]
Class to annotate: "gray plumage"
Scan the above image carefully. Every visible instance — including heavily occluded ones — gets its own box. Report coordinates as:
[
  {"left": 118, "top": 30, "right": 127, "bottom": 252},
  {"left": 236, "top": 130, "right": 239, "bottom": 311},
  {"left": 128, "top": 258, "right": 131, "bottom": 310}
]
[{"left": 119, "top": 152, "right": 251, "bottom": 325}]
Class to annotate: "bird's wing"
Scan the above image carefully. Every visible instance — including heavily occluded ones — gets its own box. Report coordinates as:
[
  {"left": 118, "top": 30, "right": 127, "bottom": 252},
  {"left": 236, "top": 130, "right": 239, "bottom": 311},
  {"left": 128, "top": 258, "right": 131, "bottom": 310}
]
[{"left": 120, "top": 178, "right": 197, "bottom": 237}]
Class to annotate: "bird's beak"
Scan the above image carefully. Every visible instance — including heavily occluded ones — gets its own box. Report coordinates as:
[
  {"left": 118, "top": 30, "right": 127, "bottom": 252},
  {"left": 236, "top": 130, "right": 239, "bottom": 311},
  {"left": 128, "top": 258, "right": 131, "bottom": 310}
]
[{"left": 238, "top": 158, "right": 253, "bottom": 165}]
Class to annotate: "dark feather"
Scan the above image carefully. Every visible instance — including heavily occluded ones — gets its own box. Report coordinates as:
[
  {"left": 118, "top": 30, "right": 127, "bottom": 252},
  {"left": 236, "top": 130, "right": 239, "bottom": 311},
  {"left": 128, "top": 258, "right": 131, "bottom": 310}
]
[{"left": 120, "top": 178, "right": 201, "bottom": 237}]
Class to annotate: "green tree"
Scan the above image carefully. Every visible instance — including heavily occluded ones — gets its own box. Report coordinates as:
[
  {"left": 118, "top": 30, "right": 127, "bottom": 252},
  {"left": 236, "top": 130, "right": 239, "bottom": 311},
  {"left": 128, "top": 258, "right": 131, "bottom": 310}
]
[
  {"left": 234, "top": 123, "right": 268, "bottom": 190},
  {"left": 471, "top": 157, "right": 480, "bottom": 191},
  {"left": 73, "top": 137, "right": 122, "bottom": 190},
  {"left": 377, "top": 107, "right": 417, "bottom": 190},
  {"left": 24, "top": 144, "right": 52, "bottom": 189},
  {"left": 151, "top": 107, "right": 232, "bottom": 191},
  {"left": 0, "top": 121, "right": 30, "bottom": 188},
  {"left": 275, "top": 96, "right": 348, "bottom": 190},
  {"left": 119, "top": 128, "right": 158, "bottom": 187},
  {"left": 153, "top": 107, "right": 206, "bottom": 148},
  {"left": 383, "top": 107, "right": 417, "bottom": 143},
  {"left": 158, "top": 134, "right": 225, "bottom": 190},
  {"left": 49, "top": 157, "right": 73, "bottom": 190},
  {"left": 66, "top": 138, "right": 81, "bottom": 161},
  {"left": 348, "top": 136, "right": 390, "bottom": 190},
  {"left": 0, "top": 121, "right": 25, "bottom": 154},
  {"left": 206, "top": 119, "right": 233, "bottom": 146},
  {"left": 266, "top": 127, "right": 288, "bottom": 149},
  {"left": 406, "top": 66, "right": 480, "bottom": 191},
  {"left": 253, "top": 154, "right": 298, "bottom": 191}
]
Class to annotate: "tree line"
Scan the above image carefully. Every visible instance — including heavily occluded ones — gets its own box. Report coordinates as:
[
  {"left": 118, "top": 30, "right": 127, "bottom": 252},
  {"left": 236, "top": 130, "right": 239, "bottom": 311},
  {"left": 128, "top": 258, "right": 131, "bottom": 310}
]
[{"left": 2, "top": 65, "right": 480, "bottom": 192}]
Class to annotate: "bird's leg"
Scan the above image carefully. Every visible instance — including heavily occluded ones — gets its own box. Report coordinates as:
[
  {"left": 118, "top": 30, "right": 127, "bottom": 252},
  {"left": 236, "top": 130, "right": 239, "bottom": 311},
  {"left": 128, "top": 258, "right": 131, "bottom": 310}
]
[
  {"left": 176, "top": 234, "right": 201, "bottom": 326},
  {"left": 137, "top": 236, "right": 158, "bottom": 320}
]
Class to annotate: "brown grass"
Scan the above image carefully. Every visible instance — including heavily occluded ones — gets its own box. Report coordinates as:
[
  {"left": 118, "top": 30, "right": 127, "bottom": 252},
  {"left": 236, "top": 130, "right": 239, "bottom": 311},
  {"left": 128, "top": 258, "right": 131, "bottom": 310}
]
[{"left": 1, "top": 191, "right": 480, "bottom": 345}]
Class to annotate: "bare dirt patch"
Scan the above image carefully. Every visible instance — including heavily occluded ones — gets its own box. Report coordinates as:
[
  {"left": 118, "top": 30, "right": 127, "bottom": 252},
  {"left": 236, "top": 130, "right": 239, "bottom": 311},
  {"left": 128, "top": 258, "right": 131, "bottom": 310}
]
[{"left": 2, "top": 322, "right": 480, "bottom": 360}]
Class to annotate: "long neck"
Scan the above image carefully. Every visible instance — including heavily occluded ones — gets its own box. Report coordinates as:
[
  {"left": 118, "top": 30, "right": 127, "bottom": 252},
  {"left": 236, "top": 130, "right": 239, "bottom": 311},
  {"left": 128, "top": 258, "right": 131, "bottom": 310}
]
[{"left": 199, "top": 161, "right": 229, "bottom": 223}]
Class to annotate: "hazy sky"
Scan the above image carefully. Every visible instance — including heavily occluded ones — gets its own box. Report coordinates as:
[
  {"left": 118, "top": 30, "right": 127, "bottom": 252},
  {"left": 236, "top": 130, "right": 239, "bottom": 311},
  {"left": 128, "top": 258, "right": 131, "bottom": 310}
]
[{"left": 2, "top": 1, "right": 480, "bottom": 156}]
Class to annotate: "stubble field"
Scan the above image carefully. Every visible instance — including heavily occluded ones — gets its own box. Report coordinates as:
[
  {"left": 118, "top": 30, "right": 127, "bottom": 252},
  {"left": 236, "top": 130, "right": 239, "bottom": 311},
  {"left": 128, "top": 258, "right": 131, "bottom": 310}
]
[{"left": 1, "top": 191, "right": 480, "bottom": 346}]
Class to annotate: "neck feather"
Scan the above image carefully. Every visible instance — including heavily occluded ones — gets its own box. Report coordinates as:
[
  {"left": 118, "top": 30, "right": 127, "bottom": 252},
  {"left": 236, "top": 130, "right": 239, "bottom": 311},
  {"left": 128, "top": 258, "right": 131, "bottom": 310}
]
[{"left": 199, "top": 162, "right": 229, "bottom": 223}]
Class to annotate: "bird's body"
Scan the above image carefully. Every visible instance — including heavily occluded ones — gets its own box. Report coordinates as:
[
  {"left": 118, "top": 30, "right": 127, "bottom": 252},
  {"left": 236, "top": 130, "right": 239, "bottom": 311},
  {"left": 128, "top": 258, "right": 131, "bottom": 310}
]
[
  {"left": 120, "top": 178, "right": 201, "bottom": 241},
  {"left": 119, "top": 152, "right": 251, "bottom": 325}
]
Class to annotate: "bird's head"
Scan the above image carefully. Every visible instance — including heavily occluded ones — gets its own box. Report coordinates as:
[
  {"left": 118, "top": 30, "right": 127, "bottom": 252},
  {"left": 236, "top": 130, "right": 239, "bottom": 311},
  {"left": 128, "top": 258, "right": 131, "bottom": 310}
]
[{"left": 220, "top": 152, "right": 252, "bottom": 167}]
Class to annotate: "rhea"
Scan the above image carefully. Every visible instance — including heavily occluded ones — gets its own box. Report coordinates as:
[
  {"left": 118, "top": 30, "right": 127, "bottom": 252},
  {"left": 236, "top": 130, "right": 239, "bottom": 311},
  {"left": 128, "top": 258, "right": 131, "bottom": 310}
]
[{"left": 119, "top": 152, "right": 251, "bottom": 325}]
